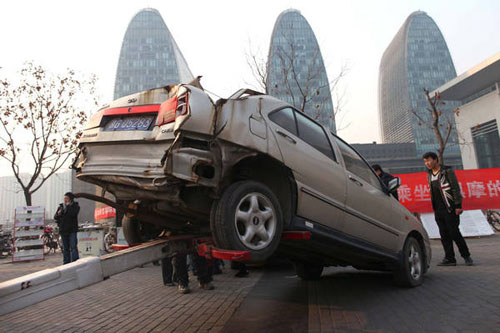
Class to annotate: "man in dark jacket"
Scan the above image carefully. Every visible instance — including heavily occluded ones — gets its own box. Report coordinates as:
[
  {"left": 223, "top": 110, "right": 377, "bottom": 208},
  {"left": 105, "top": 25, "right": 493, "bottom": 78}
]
[
  {"left": 423, "top": 152, "right": 473, "bottom": 266},
  {"left": 54, "top": 192, "right": 80, "bottom": 264},
  {"left": 372, "top": 164, "right": 399, "bottom": 200}
]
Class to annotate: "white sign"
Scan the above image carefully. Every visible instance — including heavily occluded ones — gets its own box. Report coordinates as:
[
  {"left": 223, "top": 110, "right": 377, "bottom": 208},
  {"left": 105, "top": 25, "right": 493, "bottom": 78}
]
[
  {"left": 420, "top": 209, "right": 494, "bottom": 239},
  {"left": 116, "top": 227, "right": 127, "bottom": 245},
  {"left": 77, "top": 230, "right": 104, "bottom": 257}
]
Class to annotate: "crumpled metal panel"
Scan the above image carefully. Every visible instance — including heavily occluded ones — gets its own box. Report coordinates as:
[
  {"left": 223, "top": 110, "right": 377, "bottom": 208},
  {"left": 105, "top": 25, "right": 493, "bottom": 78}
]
[
  {"left": 76, "top": 85, "right": 291, "bottom": 208},
  {"left": 168, "top": 147, "right": 219, "bottom": 187},
  {"left": 211, "top": 96, "right": 286, "bottom": 164},
  {"left": 79, "top": 142, "right": 170, "bottom": 179},
  {"left": 174, "top": 85, "right": 216, "bottom": 136}
]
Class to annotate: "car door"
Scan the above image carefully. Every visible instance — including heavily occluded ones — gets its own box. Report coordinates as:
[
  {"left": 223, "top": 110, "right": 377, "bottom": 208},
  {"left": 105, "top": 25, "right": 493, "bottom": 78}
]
[
  {"left": 266, "top": 107, "right": 346, "bottom": 232},
  {"left": 333, "top": 136, "right": 401, "bottom": 252}
]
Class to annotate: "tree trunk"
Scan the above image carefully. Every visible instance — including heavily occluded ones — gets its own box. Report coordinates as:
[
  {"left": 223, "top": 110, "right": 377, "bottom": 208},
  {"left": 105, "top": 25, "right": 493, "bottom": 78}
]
[
  {"left": 23, "top": 190, "right": 32, "bottom": 206},
  {"left": 438, "top": 148, "right": 445, "bottom": 166}
]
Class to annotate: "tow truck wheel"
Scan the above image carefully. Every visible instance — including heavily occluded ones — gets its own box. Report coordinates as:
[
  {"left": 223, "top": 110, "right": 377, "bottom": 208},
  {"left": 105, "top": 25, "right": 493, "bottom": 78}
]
[
  {"left": 122, "top": 216, "right": 143, "bottom": 245},
  {"left": 211, "top": 180, "right": 283, "bottom": 263}
]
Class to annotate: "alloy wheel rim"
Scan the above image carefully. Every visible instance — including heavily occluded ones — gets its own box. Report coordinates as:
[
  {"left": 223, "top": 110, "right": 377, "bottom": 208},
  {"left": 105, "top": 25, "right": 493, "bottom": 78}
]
[
  {"left": 234, "top": 192, "right": 276, "bottom": 250},
  {"left": 408, "top": 244, "right": 422, "bottom": 280}
]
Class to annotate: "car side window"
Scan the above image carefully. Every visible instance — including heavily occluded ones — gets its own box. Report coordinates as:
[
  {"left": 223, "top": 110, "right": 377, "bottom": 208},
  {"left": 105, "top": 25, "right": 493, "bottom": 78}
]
[
  {"left": 295, "top": 111, "right": 336, "bottom": 162},
  {"left": 268, "top": 107, "right": 297, "bottom": 136},
  {"left": 334, "top": 137, "right": 383, "bottom": 191}
]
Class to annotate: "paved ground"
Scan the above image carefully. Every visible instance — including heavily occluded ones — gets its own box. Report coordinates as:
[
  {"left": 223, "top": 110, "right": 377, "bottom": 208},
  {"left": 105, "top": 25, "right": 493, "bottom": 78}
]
[
  {"left": 0, "top": 250, "right": 65, "bottom": 283},
  {"left": 1, "top": 234, "right": 500, "bottom": 332},
  {"left": 224, "top": 234, "right": 500, "bottom": 332},
  {"left": 0, "top": 255, "right": 262, "bottom": 333},
  {"left": 306, "top": 236, "right": 500, "bottom": 333}
]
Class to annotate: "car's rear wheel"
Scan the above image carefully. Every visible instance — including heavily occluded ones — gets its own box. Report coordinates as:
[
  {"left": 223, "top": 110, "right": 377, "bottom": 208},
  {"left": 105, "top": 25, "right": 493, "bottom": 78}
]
[
  {"left": 122, "top": 216, "right": 144, "bottom": 245},
  {"left": 294, "top": 261, "right": 323, "bottom": 280},
  {"left": 211, "top": 180, "right": 283, "bottom": 263},
  {"left": 122, "top": 215, "right": 162, "bottom": 245},
  {"left": 394, "top": 236, "right": 424, "bottom": 287}
]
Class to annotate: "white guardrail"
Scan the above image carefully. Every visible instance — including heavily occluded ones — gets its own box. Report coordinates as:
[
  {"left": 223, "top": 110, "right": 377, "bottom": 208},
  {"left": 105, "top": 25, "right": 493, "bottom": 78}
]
[{"left": 0, "top": 239, "right": 185, "bottom": 315}]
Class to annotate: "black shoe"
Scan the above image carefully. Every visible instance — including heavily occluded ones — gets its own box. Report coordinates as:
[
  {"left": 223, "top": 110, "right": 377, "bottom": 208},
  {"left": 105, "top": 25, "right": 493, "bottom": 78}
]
[
  {"left": 178, "top": 284, "right": 190, "bottom": 294},
  {"left": 437, "top": 259, "right": 456, "bottom": 266},
  {"left": 164, "top": 282, "right": 175, "bottom": 287},
  {"left": 198, "top": 282, "right": 215, "bottom": 290},
  {"left": 464, "top": 256, "right": 474, "bottom": 266},
  {"left": 213, "top": 268, "right": 223, "bottom": 275}
]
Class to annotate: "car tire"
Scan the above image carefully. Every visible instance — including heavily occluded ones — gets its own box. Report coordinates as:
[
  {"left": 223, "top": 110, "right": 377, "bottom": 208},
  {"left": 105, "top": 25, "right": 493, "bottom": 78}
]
[
  {"left": 294, "top": 261, "right": 323, "bottom": 280},
  {"left": 394, "top": 236, "right": 424, "bottom": 287},
  {"left": 122, "top": 216, "right": 143, "bottom": 245},
  {"left": 211, "top": 180, "right": 283, "bottom": 263}
]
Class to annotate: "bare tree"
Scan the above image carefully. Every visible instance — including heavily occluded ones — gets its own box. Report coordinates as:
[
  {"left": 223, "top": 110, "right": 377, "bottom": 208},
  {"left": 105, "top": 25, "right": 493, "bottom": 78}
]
[
  {"left": 0, "top": 62, "right": 99, "bottom": 205},
  {"left": 245, "top": 42, "right": 268, "bottom": 93},
  {"left": 245, "top": 37, "right": 349, "bottom": 132},
  {"left": 411, "top": 88, "right": 459, "bottom": 165}
]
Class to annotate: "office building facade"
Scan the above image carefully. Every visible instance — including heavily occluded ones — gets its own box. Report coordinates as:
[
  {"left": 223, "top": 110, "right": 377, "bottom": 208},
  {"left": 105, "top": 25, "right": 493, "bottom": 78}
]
[
  {"left": 379, "top": 11, "right": 461, "bottom": 161},
  {"left": 114, "top": 8, "right": 194, "bottom": 99},
  {"left": 352, "top": 142, "right": 425, "bottom": 175},
  {"left": 434, "top": 52, "right": 500, "bottom": 169},
  {"left": 267, "top": 9, "right": 336, "bottom": 133}
]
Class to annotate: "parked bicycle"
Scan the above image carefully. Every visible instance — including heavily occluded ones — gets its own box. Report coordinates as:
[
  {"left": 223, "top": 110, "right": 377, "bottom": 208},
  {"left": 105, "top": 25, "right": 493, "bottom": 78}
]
[
  {"left": 485, "top": 209, "right": 500, "bottom": 232},
  {"left": 0, "top": 226, "right": 13, "bottom": 259},
  {"left": 104, "top": 226, "right": 117, "bottom": 253},
  {"left": 42, "top": 225, "right": 62, "bottom": 254}
]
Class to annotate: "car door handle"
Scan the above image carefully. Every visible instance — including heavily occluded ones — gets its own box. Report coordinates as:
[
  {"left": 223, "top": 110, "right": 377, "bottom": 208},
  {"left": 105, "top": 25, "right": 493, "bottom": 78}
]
[
  {"left": 349, "top": 175, "right": 363, "bottom": 187},
  {"left": 276, "top": 129, "right": 296, "bottom": 144}
]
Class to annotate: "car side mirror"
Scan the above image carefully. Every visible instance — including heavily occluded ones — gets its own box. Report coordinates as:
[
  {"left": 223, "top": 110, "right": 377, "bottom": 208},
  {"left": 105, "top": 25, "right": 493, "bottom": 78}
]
[{"left": 387, "top": 177, "right": 401, "bottom": 193}]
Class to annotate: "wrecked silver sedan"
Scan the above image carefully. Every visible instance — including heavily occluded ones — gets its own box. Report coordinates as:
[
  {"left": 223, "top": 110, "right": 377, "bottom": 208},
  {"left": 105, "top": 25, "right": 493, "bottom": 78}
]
[{"left": 74, "top": 79, "right": 431, "bottom": 286}]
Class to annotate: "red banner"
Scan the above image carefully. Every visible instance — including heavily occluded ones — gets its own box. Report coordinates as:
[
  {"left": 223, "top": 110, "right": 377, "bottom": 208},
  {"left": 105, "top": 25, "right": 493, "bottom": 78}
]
[
  {"left": 395, "top": 168, "right": 500, "bottom": 213},
  {"left": 94, "top": 205, "right": 116, "bottom": 220}
]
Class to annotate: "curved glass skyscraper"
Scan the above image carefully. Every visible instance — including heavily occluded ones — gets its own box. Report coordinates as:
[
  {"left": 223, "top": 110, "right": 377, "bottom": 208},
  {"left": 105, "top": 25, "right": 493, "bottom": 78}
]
[
  {"left": 379, "top": 11, "right": 461, "bottom": 158},
  {"left": 267, "top": 9, "right": 336, "bottom": 133},
  {"left": 114, "top": 8, "right": 193, "bottom": 99}
]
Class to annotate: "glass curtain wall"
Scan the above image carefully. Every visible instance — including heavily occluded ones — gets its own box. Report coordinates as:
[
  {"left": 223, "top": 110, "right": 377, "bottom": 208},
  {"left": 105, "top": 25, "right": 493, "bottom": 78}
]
[
  {"left": 114, "top": 8, "right": 193, "bottom": 99},
  {"left": 267, "top": 9, "right": 336, "bottom": 133}
]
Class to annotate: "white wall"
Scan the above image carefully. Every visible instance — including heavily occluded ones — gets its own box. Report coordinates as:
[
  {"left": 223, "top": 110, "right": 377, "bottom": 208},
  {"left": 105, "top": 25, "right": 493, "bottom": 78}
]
[
  {"left": 0, "top": 170, "right": 72, "bottom": 228},
  {"left": 455, "top": 88, "right": 500, "bottom": 169}
]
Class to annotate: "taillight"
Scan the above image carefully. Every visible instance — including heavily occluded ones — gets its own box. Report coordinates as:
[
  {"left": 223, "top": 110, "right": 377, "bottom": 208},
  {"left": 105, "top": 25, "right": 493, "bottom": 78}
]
[
  {"left": 157, "top": 91, "right": 189, "bottom": 126},
  {"left": 176, "top": 93, "right": 188, "bottom": 117},
  {"left": 157, "top": 96, "right": 177, "bottom": 126}
]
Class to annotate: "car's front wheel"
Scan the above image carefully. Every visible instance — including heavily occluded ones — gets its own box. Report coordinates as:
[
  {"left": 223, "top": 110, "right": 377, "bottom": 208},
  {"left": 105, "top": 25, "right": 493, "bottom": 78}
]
[
  {"left": 211, "top": 180, "right": 283, "bottom": 263},
  {"left": 394, "top": 236, "right": 424, "bottom": 287}
]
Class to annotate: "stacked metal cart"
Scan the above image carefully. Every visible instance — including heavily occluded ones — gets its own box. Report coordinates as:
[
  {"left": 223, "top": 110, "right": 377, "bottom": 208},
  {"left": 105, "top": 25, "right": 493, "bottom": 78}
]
[{"left": 12, "top": 206, "right": 45, "bottom": 262}]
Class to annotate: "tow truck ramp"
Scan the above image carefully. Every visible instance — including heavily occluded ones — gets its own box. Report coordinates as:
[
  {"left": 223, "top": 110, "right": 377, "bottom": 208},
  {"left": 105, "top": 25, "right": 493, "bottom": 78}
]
[
  {"left": 0, "top": 231, "right": 304, "bottom": 315},
  {"left": 0, "top": 238, "right": 179, "bottom": 315}
]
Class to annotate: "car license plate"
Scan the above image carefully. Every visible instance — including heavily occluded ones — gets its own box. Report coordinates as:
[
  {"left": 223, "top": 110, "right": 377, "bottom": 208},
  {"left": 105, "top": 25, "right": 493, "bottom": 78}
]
[{"left": 104, "top": 116, "right": 154, "bottom": 131}]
